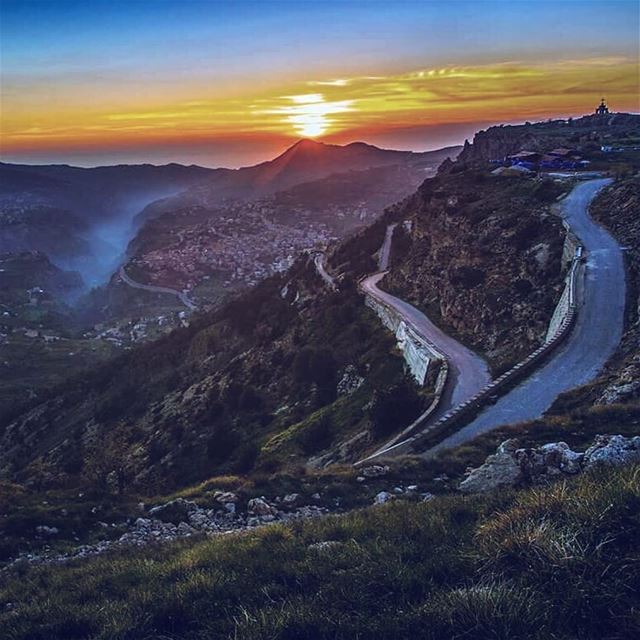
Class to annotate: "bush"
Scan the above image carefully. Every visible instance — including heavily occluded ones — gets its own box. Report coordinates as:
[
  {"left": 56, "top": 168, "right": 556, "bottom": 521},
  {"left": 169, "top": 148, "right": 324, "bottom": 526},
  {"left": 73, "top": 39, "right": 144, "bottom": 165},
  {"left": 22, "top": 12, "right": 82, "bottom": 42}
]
[{"left": 369, "top": 378, "right": 423, "bottom": 438}]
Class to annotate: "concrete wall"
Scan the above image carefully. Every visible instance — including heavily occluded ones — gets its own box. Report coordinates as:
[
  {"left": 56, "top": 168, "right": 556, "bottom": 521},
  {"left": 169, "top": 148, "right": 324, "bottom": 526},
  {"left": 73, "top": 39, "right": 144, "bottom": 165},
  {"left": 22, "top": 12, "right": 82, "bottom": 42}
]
[
  {"left": 358, "top": 244, "right": 585, "bottom": 464},
  {"left": 546, "top": 227, "right": 581, "bottom": 342},
  {"left": 365, "top": 294, "right": 441, "bottom": 385}
]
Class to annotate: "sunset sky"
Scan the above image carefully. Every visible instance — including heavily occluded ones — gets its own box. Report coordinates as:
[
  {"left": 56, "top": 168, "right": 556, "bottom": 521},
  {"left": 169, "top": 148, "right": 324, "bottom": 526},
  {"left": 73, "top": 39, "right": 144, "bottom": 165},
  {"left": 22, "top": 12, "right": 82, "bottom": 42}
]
[{"left": 1, "top": 0, "right": 638, "bottom": 167}]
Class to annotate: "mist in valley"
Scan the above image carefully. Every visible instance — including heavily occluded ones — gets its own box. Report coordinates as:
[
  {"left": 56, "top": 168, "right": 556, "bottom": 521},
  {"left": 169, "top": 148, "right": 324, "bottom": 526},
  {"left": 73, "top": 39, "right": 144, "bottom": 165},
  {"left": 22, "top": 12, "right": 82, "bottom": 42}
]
[{"left": 53, "top": 187, "right": 185, "bottom": 293}]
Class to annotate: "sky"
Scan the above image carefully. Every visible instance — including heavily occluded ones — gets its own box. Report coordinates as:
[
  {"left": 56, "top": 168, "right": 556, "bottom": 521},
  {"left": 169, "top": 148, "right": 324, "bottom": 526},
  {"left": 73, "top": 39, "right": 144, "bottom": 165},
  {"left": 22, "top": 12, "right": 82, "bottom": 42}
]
[{"left": 1, "top": 0, "right": 638, "bottom": 168}]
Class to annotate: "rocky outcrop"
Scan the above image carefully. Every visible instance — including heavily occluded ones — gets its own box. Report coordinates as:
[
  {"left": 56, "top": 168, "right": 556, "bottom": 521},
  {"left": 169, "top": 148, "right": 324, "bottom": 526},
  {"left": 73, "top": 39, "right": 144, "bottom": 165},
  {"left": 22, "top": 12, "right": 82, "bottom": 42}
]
[
  {"left": 458, "top": 440, "right": 523, "bottom": 493},
  {"left": 454, "top": 113, "right": 640, "bottom": 166},
  {"left": 459, "top": 435, "right": 640, "bottom": 493},
  {"left": 583, "top": 434, "right": 640, "bottom": 468},
  {"left": 381, "top": 171, "right": 566, "bottom": 370}
]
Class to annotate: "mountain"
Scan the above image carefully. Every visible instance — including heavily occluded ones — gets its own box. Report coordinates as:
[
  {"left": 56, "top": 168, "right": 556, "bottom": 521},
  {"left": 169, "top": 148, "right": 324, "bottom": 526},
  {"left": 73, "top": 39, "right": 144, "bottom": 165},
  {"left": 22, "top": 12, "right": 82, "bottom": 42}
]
[
  {"left": 137, "top": 141, "right": 460, "bottom": 222},
  {"left": 117, "top": 142, "right": 460, "bottom": 306},
  {"left": 0, "top": 142, "right": 577, "bottom": 493}
]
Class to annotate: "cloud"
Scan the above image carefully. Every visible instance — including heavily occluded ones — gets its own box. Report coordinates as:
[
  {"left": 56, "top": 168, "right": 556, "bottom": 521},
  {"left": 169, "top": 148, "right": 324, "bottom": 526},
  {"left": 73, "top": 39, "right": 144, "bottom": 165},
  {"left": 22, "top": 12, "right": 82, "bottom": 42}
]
[{"left": 2, "top": 56, "right": 637, "bottom": 156}]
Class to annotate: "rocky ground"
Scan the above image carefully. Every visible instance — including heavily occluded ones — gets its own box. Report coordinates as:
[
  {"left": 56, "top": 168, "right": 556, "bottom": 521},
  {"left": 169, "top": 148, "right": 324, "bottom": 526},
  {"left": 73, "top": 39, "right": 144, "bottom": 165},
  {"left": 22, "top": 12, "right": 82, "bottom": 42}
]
[
  {"left": 7, "top": 432, "right": 638, "bottom": 570},
  {"left": 459, "top": 433, "right": 640, "bottom": 493},
  {"left": 5, "top": 463, "right": 436, "bottom": 568}
]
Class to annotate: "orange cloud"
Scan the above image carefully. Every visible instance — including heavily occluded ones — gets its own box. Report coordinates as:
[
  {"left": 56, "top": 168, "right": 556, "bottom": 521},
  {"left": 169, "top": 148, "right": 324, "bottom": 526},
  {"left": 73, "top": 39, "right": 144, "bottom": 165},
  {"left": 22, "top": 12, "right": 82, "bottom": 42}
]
[{"left": 2, "top": 56, "right": 638, "bottom": 158}]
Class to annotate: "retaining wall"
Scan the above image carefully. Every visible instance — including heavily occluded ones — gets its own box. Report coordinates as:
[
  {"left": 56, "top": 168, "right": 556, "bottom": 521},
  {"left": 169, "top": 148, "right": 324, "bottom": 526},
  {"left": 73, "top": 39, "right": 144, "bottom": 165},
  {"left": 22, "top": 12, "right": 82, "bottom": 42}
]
[
  {"left": 365, "top": 292, "right": 442, "bottom": 386},
  {"left": 357, "top": 244, "right": 584, "bottom": 464}
]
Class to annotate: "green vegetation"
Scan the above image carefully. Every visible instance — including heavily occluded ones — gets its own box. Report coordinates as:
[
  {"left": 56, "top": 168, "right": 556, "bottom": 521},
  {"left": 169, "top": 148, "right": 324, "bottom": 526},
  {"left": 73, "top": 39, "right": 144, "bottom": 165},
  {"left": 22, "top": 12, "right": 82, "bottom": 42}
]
[{"left": 1, "top": 465, "right": 639, "bottom": 639}]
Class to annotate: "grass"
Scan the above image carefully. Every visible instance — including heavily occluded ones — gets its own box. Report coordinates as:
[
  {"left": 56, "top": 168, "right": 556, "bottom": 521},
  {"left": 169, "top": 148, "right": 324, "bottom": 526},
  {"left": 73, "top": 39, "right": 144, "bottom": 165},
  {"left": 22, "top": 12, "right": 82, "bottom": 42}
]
[{"left": 1, "top": 465, "right": 639, "bottom": 639}]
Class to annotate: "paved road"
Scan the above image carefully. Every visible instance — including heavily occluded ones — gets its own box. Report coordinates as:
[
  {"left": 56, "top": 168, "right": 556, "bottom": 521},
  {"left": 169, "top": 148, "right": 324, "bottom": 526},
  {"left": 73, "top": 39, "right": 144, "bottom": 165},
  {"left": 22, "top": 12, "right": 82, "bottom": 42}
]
[
  {"left": 361, "top": 224, "right": 491, "bottom": 414},
  {"left": 378, "top": 223, "right": 397, "bottom": 270},
  {"left": 313, "top": 253, "right": 337, "bottom": 290},
  {"left": 428, "top": 178, "right": 624, "bottom": 455},
  {"left": 119, "top": 266, "right": 198, "bottom": 311}
]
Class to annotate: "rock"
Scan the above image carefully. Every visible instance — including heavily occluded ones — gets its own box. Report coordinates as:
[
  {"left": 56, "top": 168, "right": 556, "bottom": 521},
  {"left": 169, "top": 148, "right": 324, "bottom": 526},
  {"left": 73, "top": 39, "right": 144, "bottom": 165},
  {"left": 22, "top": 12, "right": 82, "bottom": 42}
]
[
  {"left": 247, "top": 497, "right": 277, "bottom": 516},
  {"left": 337, "top": 365, "right": 364, "bottom": 396},
  {"left": 362, "top": 465, "right": 390, "bottom": 478},
  {"left": 583, "top": 435, "right": 640, "bottom": 469},
  {"left": 459, "top": 440, "right": 523, "bottom": 493},
  {"left": 515, "top": 441, "right": 584, "bottom": 478},
  {"left": 421, "top": 493, "right": 435, "bottom": 502},
  {"left": 459, "top": 435, "right": 640, "bottom": 494},
  {"left": 35, "top": 525, "right": 59, "bottom": 536},
  {"left": 148, "top": 498, "right": 199, "bottom": 524},
  {"left": 356, "top": 476, "right": 365, "bottom": 483},
  {"left": 105, "top": 470, "right": 120, "bottom": 495},
  {"left": 540, "top": 442, "right": 583, "bottom": 474},
  {"left": 259, "top": 514, "right": 276, "bottom": 523},
  {"left": 374, "top": 491, "right": 394, "bottom": 505},
  {"left": 282, "top": 493, "right": 303, "bottom": 509},
  {"left": 213, "top": 491, "right": 239, "bottom": 504},
  {"left": 407, "top": 485, "right": 419, "bottom": 492},
  {"left": 308, "top": 540, "right": 341, "bottom": 553},
  {"left": 224, "top": 502, "right": 236, "bottom": 514},
  {"left": 177, "top": 522, "right": 195, "bottom": 536},
  {"left": 311, "top": 493, "right": 321, "bottom": 501}
]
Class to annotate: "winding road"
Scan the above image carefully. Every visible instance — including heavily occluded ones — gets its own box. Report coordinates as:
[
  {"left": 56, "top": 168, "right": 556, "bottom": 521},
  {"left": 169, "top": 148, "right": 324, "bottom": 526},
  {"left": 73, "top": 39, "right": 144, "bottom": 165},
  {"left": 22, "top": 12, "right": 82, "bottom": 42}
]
[
  {"left": 119, "top": 266, "right": 198, "bottom": 311},
  {"left": 361, "top": 227, "right": 491, "bottom": 417},
  {"left": 427, "top": 178, "right": 625, "bottom": 455},
  {"left": 313, "top": 253, "right": 337, "bottom": 290}
]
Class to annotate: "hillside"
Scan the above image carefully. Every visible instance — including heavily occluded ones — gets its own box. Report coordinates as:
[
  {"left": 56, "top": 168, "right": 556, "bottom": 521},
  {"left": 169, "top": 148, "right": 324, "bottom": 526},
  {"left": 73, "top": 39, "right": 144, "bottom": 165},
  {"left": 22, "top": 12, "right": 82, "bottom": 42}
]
[
  {"left": 1, "top": 463, "right": 638, "bottom": 639},
  {"left": 116, "top": 141, "right": 459, "bottom": 303},
  {"left": 0, "top": 144, "right": 573, "bottom": 492}
]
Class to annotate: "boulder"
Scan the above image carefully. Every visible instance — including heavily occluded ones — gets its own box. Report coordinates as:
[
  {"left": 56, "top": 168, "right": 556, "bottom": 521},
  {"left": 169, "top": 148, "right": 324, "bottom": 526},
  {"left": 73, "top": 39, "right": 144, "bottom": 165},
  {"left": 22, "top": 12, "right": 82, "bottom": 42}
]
[
  {"left": 282, "top": 493, "right": 303, "bottom": 509},
  {"left": 374, "top": 491, "right": 394, "bottom": 505},
  {"left": 362, "top": 465, "right": 390, "bottom": 478},
  {"left": 247, "top": 497, "right": 277, "bottom": 516},
  {"left": 516, "top": 441, "right": 583, "bottom": 478},
  {"left": 213, "top": 491, "right": 239, "bottom": 504},
  {"left": 459, "top": 440, "right": 523, "bottom": 493},
  {"left": 148, "top": 498, "right": 199, "bottom": 524},
  {"left": 583, "top": 435, "right": 640, "bottom": 469}
]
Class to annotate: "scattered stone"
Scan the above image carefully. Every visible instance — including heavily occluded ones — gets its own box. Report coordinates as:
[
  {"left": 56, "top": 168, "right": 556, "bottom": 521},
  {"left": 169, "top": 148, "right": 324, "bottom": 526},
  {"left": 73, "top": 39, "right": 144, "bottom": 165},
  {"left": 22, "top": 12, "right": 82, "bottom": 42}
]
[
  {"left": 35, "top": 525, "right": 58, "bottom": 536},
  {"left": 213, "top": 491, "right": 239, "bottom": 504},
  {"left": 337, "top": 365, "right": 365, "bottom": 396},
  {"left": 583, "top": 435, "right": 640, "bottom": 468},
  {"left": 362, "top": 465, "right": 390, "bottom": 478},
  {"left": 374, "top": 491, "right": 394, "bottom": 505},
  {"left": 247, "top": 497, "right": 277, "bottom": 516},
  {"left": 282, "top": 493, "right": 303, "bottom": 509},
  {"left": 308, "top": 540, "right": 341, "bottom": 553}
]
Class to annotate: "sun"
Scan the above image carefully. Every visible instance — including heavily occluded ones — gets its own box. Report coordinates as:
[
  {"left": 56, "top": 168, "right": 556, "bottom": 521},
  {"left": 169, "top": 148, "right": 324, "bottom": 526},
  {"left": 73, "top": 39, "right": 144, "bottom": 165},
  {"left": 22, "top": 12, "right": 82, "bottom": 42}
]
[
  {"left": 259, "top": 93, "right": 354, "bottom": 138},
  {"left": 290, "top": 112, "right": 329, "bottom": 138}
]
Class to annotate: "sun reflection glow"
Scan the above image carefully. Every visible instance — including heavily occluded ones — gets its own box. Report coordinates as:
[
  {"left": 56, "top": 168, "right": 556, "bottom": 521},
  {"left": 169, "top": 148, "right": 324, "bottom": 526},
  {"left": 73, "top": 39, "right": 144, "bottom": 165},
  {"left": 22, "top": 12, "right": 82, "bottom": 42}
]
[{"left": 260, "top": 93, "right": 354, "bottom": 137}]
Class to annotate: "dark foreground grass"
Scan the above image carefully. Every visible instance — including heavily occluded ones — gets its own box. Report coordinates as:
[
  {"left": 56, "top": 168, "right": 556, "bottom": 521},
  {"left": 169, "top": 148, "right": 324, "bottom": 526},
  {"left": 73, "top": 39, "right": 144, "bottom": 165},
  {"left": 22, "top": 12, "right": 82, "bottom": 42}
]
[{"left": 1, "top": 466, "right": 639, "bottom": 639}]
